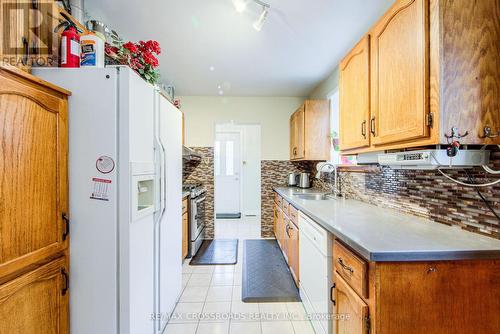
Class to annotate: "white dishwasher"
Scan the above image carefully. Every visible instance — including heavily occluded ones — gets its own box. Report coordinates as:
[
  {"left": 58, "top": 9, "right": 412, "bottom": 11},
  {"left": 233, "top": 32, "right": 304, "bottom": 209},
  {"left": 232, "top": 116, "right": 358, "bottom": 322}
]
[{"left": 299, "top": 212, "right": 333, "bottom": 334}]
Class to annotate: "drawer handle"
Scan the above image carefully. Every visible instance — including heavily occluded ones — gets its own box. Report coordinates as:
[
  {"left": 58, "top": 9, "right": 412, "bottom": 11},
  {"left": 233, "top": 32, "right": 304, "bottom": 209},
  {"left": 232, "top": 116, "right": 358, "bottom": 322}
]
[
  {"left": 330, "top": 283, "right": 336, "bottom": 305},
  {"left": 338, "top": 257, "right": 354, "bottom": 274}
]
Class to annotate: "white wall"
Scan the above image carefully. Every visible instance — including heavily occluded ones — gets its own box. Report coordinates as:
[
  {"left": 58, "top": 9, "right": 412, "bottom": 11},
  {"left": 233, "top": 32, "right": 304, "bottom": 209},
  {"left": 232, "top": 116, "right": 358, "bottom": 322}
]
[
  {"left": 309, "top": 66, "right": 340, "bottom": 99},
  {"left": 180, "top": 96, "right": 305, "bottom": 160}
]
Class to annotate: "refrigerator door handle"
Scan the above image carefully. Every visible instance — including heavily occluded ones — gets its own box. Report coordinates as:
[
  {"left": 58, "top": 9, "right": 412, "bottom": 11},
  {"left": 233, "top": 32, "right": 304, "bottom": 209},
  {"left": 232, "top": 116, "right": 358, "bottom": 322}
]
[
  {"left": 159, "top": 138, "right": 167, "bottom": 218},
  {"left": 154, "top": 135, "right": 166, "bottom": 221}
]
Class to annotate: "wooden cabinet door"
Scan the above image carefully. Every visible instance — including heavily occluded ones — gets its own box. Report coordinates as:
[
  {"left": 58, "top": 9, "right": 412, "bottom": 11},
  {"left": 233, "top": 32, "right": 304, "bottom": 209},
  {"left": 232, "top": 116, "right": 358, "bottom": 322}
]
[
  {"left": 273, "top": 203, "right": 278, "bottom": 238},
  {"left": 0, "top": 256, "right": 69, "bottom": 334},
  {"left": 334, "top": 272, "right": 369, "bottom": 334},
  {"left": 440, "top": 0, "right": 500, "bottom": 145},
  {"left": 287, "top": 222, "right": 299, "bottom": 284},
  {"left": 290, "top": 106, "right": 305, "bottom": 160},
  {"left": 182, "top": 213, "right": 188, "bottom": 259},
  {"left": 281, "top": 215, "right": 290, "bottom": 262},
  {"left": 340, "top": 36, "right": 371, "bottom": 151},
  {"left": 0, "top": 68, "right": 68, "bottom": 279},
  {"left": 370, "top": 0, "right": 430, "bottom": 146},
  {"left": 276, "top": 207, "right": 283, "bottom": 248}
]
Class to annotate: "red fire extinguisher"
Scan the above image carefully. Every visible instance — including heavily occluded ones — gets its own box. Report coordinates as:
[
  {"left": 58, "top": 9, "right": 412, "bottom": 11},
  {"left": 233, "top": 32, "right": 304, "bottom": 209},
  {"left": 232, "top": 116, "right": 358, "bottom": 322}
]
[{"left": 57, "top": 21, "right": 81, "bottom": 68}]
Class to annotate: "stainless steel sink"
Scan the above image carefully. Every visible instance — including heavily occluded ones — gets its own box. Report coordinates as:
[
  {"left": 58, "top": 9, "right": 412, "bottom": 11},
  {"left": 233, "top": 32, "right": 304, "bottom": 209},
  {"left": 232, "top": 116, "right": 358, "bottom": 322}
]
[{"left": 293, "top": 193, "right": 333, "bottom": 200}]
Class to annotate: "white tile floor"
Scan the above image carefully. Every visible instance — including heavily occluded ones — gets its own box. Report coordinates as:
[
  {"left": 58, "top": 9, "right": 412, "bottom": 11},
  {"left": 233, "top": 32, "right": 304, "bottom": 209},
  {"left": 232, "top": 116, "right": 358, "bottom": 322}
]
[{"left": 164, "top": 218, "right": 315, "bottom": 334}]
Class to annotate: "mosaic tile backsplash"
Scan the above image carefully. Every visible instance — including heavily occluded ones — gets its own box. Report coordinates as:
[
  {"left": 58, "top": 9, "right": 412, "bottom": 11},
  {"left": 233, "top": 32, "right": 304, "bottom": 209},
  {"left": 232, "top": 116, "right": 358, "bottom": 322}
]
[
  {"left": 260, "top": 160, "right": 314, "bottom": 238},
  {"left": 182, "top": 147, "right": 215, "bottom": 239},
  {"left": 315, "top": 150, "right": 500, "bottom": 239},
  {"left": 184, "top": 146, "right": 499, "bottom": 241}
]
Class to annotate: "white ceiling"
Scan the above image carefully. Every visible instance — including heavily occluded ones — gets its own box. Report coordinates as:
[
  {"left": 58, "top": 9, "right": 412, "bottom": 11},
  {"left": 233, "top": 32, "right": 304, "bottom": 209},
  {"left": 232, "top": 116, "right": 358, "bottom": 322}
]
[{"left": 85, "top": 0, "right": 394, "bottom": 96}]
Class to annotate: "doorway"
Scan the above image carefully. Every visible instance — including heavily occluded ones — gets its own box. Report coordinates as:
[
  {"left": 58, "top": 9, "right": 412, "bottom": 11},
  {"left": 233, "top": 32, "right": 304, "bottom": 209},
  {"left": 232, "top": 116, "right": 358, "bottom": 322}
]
[
  {"left": 215, "top": 131, "right": 242, "bottom": 218},
  {"left": 214, "top": 122, "right": 261, "bottom": 239}
]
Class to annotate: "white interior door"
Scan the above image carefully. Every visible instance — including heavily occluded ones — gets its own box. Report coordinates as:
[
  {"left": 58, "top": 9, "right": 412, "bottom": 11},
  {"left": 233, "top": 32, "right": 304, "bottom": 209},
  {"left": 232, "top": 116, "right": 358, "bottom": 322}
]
[{"left": 215, "top": 132, "right": 241, "bottom": 215}]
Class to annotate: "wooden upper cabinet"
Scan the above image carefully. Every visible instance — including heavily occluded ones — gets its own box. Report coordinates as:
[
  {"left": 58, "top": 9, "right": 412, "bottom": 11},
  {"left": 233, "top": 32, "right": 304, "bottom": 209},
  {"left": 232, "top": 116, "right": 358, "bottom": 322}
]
[
  {"left": 334, "top": 272, "right": 369, "bottom": 334},
  {"left": 290, "top": 105, "right": 305, "bottom": 159},
  {"left": 0, "top": 65, "right": 69, "bottom": 279},
  {"left": 440, "top": 0, "right": 500, "bottom": 145},
  {"left": 290, "top": 100, "right": 330, "bottom": 161},
  {"left": 0, "top": 257, "right": 69, "bottom": 333},
  {"left": 340, "top": 35, "right": 371, "bottom": 151},
  {"left": 370, "top": 0, "right": 430, "bottom": 146}
]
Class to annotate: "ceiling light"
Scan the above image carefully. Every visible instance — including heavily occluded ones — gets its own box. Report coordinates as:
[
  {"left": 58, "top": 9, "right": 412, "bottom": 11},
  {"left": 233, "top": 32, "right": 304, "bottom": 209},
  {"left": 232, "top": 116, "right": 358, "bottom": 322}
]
[
  {"left": 253, "top": 6, "right": 269, "bottom": 31},
  {"left": 233, "top": 0, "right": 248, "bottom": 13}
]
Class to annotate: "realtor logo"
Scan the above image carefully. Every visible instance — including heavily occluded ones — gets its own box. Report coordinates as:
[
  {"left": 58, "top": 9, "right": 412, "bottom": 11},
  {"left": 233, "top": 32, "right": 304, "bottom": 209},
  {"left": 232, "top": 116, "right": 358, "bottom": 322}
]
[{"left": 1, "top": 0, "right": 57, "bottom": 66}]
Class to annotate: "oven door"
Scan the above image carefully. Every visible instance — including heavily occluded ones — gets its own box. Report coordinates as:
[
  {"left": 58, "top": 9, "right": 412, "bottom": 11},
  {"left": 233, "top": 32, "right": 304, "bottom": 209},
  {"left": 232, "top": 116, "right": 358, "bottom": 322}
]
[{"left": 190, "top": 195, "right": 206, "bottom": 240}]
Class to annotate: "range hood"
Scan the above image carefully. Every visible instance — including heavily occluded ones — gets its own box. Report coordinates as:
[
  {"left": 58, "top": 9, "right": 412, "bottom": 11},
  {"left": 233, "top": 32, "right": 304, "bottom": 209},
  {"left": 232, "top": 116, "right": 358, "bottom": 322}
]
[
  {"left": 182, "top": 146, "right": 202, "bottom": 162},
  {"left": 378, "top": 149, "right": 490, "bottom": 170}
]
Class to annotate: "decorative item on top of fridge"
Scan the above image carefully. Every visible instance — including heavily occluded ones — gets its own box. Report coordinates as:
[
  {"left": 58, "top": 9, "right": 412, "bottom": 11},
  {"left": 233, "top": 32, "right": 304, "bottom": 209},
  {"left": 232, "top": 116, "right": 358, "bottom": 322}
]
[{"left": 105, "top": 31, "right": 162, "bottom": 84}]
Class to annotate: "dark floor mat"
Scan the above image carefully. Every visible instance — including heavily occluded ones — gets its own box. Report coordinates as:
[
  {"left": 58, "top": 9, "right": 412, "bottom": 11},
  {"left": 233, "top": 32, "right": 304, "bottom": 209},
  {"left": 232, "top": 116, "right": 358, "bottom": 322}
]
[
  {"left": 190, "top": 239, "right": 238, "bottom": 265},
  {"left": 216, "top": 213, "right": 242, "bottom": 219},
  {"left": 242, "top": 239, "right": 301, "bottom": 302}
]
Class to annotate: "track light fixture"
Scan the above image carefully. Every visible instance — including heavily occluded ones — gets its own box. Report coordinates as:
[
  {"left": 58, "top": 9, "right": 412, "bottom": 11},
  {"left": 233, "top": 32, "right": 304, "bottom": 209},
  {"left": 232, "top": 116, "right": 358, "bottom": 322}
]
[
  {"left": 232, "top": 0, "right": 270, "bottom": 31},
  {"left": 253, "top": 5, "right": 269, "bottom": 31}
]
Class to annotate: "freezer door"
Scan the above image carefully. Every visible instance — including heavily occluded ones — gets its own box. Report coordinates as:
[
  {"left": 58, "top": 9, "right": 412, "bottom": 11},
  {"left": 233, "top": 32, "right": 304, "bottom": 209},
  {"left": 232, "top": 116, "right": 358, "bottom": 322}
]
[
  {"left": 158, "top": 93, "right": 183, "bottom": 332},
  {"left": 118, "top": 68, "right": 156, "bottom": 334},
  {"left": 32, "top": 68, "right": 119, "bottom": 334}
]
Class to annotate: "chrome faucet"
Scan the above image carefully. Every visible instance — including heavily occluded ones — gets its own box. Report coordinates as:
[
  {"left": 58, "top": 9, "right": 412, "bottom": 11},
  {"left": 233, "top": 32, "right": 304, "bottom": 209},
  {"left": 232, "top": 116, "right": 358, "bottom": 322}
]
[{"left": 315, "top": 162, "right": 341, "bottom": 197}]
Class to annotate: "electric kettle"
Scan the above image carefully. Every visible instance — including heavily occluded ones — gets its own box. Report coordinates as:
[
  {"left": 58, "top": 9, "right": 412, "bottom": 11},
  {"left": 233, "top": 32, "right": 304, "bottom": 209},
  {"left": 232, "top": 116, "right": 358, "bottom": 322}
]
[
  {"left": 298, "top": 173, "right": 311, "bottom": 188},
  {"left": 287, "top": 173, "right": 298, "bottom": 186}
]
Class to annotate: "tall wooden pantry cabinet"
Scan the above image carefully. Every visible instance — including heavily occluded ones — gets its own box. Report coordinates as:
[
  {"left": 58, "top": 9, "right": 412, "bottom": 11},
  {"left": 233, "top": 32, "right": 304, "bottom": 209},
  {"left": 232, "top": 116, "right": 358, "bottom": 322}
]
[{"left": 0, "top": 63, "right": 70, "bottom": 333}]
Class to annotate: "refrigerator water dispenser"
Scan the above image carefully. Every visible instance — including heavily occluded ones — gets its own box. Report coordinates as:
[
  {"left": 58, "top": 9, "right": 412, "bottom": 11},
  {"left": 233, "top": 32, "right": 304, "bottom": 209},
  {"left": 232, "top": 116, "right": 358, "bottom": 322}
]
[{"left": 132, "top": 174, "right": 155, "bottom": 220}]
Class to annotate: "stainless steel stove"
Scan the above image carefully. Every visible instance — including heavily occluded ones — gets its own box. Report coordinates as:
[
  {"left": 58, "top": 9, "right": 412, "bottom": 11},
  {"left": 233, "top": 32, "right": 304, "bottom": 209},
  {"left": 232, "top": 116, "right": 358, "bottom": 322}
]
[{"left": 182, "top": 183, "right": 207, "bottom": 257}]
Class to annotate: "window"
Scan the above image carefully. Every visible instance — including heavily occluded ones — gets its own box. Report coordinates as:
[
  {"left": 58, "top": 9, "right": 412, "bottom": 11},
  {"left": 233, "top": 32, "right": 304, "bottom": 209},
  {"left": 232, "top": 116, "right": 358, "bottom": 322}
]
[
  {"left": 226, "top": 141, "right": 234, "bottom": 176},
  {"left": 214, "top": 140, "right": 221, "bottom": 176}
]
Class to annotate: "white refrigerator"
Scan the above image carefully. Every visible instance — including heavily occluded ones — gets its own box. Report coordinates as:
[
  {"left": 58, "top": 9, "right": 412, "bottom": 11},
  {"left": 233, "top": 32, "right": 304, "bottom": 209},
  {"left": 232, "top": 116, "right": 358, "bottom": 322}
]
[{"left": 34, "top": 67, "right": 183, "bottom": 334}]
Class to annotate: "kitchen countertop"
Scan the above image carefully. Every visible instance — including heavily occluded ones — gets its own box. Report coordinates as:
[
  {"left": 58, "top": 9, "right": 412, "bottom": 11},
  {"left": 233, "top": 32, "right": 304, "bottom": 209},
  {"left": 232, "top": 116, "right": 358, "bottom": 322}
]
[{"left": 274, "top": 187, "right": 500, "bottom": 262}]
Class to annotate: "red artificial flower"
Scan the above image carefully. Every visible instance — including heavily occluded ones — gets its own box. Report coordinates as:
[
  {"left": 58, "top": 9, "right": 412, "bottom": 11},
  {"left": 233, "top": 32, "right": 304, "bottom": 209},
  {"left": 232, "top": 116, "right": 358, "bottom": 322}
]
[
  {"left": 142, "top": 51, "right": 159, "bottom": 67},
  {"left": 145, "top": 40, "right": 161, "bottom": 54},
  {"left": 129, "top": 57, "right": 145, "bottom": 70},
  {"left": 123, "top": 41, "right": 139, "bottom": 54},
  {"left": 105, "top": 44, "right": 119, "bottom": 58}
]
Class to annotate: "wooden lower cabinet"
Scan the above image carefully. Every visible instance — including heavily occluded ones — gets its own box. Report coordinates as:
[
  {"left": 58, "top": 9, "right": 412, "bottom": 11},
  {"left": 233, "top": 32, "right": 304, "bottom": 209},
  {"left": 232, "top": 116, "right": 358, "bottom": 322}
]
[
  {"left": 0, "top": 256, "right": 69, "bottom": 334},
  {"left": 273, "top": 192, "right": 300, "bottom": 285},
  {"left": 332, "top": 239, "right": 500, "bottom": 334},
  {"left": 334, "top": 272, "right": 368, "bottom": 334},
  {"left": 281, "top": 216, "right": 291, "bottom": 263},
  {"left": 286, "top": 221, "right": 299, "bottom": 284}
]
